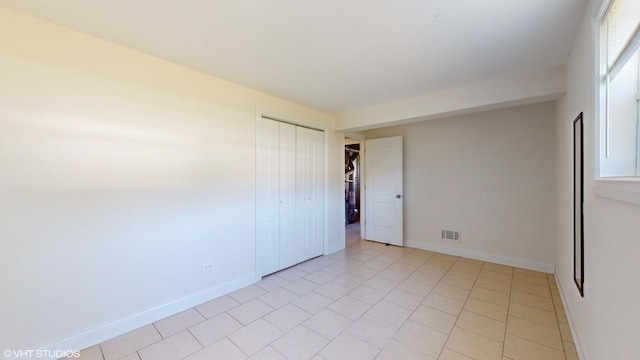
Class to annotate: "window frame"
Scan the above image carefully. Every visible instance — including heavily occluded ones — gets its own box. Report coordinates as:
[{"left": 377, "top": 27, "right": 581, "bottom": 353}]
[{"left": 593, "top": 0, "right": 640, "bottom": 206}]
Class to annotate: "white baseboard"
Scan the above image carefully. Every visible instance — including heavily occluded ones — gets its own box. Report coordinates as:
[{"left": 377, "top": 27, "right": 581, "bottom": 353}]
[
  {"left": 555, "top": 275, "right": 587, "bottom": 360},
  {"left": 405, "top": 240, "right": 556, "bottom": 273},
  {"left": 20, "top": 274, "right": 256, "bottom": 360}
]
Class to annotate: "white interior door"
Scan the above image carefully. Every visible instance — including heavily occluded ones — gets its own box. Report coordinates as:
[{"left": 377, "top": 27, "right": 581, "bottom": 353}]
[
  {"left": 365, "top": 136, "right": 403, "bottom": 246},
  {"left": 278, "top": 123, "right": 297, "bottom": 268},
  {"left": 256, "top": 118, "right": 281, "bottom": 275},
  {"left": 257, "top": 117, "right": 324, "bottom": 276},
  {"left": 296, "top": 127, "right": 324, "bottom": 264}
]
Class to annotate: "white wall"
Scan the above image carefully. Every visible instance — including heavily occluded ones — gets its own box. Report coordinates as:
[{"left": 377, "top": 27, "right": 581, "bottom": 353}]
[
  {"left": 0, "top": 5, "right": 343, "bottom": 353},
  {"left": 363, "top": 102, "right": 557, "bottom": 271},
  {"left": 555, "top": 0, "right": 640, "bottom": 358}
]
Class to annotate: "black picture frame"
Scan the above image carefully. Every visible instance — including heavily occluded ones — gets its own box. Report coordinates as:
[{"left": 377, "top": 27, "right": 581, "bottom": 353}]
[{"left": 573, "top": 112, "right": 584, "bottom": 297}]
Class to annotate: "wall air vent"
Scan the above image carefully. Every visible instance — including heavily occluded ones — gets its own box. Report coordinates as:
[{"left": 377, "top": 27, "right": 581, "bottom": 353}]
[{"left": 441, "top": 229, "right": 460, "bottom": 242}]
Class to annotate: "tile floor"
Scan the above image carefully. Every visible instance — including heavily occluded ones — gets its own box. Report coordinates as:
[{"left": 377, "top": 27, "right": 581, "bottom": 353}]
[{"left": 73, "top": 240, "right": 578, "bottom": 360}]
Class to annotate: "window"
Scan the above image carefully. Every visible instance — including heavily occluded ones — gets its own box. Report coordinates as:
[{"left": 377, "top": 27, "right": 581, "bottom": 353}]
[{"left": 598, "top": 0, "right": 640, "bottom": 177}]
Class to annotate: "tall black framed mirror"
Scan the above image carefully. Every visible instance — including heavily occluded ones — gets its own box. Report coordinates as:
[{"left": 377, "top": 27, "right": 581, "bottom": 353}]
[{"left": 573, "top": 112, "right": 584, "bottom": 297}]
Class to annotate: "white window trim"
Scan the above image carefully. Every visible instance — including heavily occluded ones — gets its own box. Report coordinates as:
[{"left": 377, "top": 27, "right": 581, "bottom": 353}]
[{"left": 593, "top": 0, "right": 640, "bottom": 206}]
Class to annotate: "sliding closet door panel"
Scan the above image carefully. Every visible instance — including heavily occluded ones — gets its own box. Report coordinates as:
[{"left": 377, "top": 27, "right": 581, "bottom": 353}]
[
  {"left": 296, "top": 127, "right": 324, "bottom": 263},
  {"left": 278, "top": 123, "right": 297, "bottom": 267},
  {"left": 256, "top": 118, "right": 280, "bottom": 275}
]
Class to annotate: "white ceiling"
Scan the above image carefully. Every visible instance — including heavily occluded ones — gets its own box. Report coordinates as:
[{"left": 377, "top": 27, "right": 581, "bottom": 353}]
[{"left": 0, "top": 0, "right": 587, "bottom": 113}]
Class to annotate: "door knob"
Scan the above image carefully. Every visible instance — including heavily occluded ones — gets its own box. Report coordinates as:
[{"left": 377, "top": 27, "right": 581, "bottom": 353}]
[{"left": 396, "top": 194, "right": 402, "bottom": 198}]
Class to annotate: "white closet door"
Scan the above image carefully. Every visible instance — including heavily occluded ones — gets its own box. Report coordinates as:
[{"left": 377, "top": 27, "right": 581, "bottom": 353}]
[
  {"left": 278, "top": 123, "right": 298, "bottom": 268},
  {"left": 256, "top": 118, "right": 280, "bottom": 275},
  {"left": 296, "top": 127, "right": 324, "bottom": 263}
]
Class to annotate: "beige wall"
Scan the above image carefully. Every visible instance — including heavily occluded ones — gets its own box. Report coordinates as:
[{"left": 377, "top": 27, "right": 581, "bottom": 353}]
[
  {"left": 555, "top": 0, "right": 640, "bottom": 358},
  {"left": 0, "top": 5, "right": 343, "bottom": 352},
  {"left": 363, "top": 102, "right": 556, "bottom": 270}
]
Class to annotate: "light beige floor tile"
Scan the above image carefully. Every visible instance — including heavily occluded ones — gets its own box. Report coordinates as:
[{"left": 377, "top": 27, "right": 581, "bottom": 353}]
[
  {"left": 407, "top": 271, "right": 442, "bottom": 286},
  {"left": 264, "top": 303, "right": 312, "bottom": 332},
  {"left": 349, "top": 265, "right": 380, "bottom": 279},
  {"left": 247, "top": 346, "right": 287, "bottom": 360},
  {"left": 383, "top": 288, "right": 423, "bottom": 310},
  {"left": 304, "top": 309, "right": 353, "bottom": 340},
  {"left": 227, "top": 299, "right": 274, "bottom": 325},
  {"left": 320, "top": 332, "right": 380, "bottom": 360},
  {"left": 284, "top": 278, "right": 320, "bottom": 296},
  {"left": 374, "top": 339, "right": 434, "bottom": 360},
  {"left": 432, "top": 283, "right": 470, "bottom": 302},
  {"left": 348, "top": 285, "right": 387, "bottom": 304},
  {"left": 510, "top": 282, "right": 551, "bottom": 298},
  {"left": 347, "top": 314, "right": 399, "bottom": 349},
  {"left": 474, "top": 276, "right": 511, "bottom": 294},
  {"left": 119, "top": 353, "right": 140, "bottom": 360},
  {"left": 296, "top": 259, "right": 328, "bottom": 273},
  {"left": 229, "top": 285, "right": 268, "bottom": 304},
  {"left": 440, "top": 274, "right": 475, "bottom": 290},
  {"left": 396, "top": 279, "right": 434, "bottom": 297},
  {"left": 184, "top": 338, "right": 246, "bottom": 360},
  {"left": 503, "top": 334, "right": 565, "bottom": 360},
  {"left": 362, "top": 260, "right": 391, "bottom": 272},
  {"left": 293, "top": 291, "right": 334, "bottom": 314},
  {"left": 272, "top": 325, "right": 329, "bottom": 360},
  {"left": 469, "top": 287, "right": 509, "bottom": 307},
  {"left": 445, "top": 327, "right": 503, "bottom": 360},
  {"left": 328, "top": 295, "right": 371, "bottom": 320},
  {"left": 154, "top": 308, "right": 205, "bottom": 338},
  {"left": 506, "top": 317, "right": 563, "bottom": 350},
  {"left": 482, "top": 263, "right": 513, "bottom": 275},
  {"left": 366, "top": 300, "right": 413, "bottom": 327},
  {"left": 564, "top": 341, "right": 579, "bottom": 360},
  {"left": 333, "top": 273, "right": 368, "bottom": 288},
  {"left": 189, "top": 312, "right": 242, "bottom": 346},
  {"left": 513, "top": 273, "right": 549, "bottom": 287},
  {"left": 398, "top": 254, "right": 429, "bottom": 267},
  {"left": 425, "top": 259, "right": 454, "bottom": 270},
  {"left": 314, "top": 283, "right": 352, "bottom": 300},
  {"left": 387, "top": 262, "right": 419, "bottom": 274},
  {"left": 455, "top": 310, "right": 506, "bottom": 342},
  {"left": 277, "top": 267, "right": 308, "bottom": 281},
  {"left": 513, "top": 268, "right": 546, "bottom": 278},
  {"left": 509, "top": 290, "right": 554, "bottom": 312},
  {"left": 364, "top": 276, "right": 399, "bottom": 293},
  {"left": 305, "top": 271, "right": 337, "bottom": 285},
  {"left": 72, "top": 345, "right": 103, "bottom": 360},
  {"left": 438, "top": 348, "right": 475, "bottom": 360},
  {"left": 393, "top": 320, "right": 448, "bottom": 358},
  {"left": 416, "top": 264, "right": 448, "bottom": 276},
  {"left": 378, "top": 269, "right": 411, "bottom": 282},
  {"left": 508, "top": 303, "right": 558, "bottom": 328},
  {"left": 422, "top": 293, "right": 464, "bottom": 316},
  {"left": 256, "top": 275, "right": 290, "bottom": 291},
  {"left": 409, "top": 305, "right": 457, "bottom": 334},
  {"left": 375, "top": 255, "right": 401, "bottom": 265},
  {"left": 322, "top": 263, "right": 350, "bottom": 276},
  {"left": 258, "top": 287, "right": 299, "bottom": 309},
  {"left": 464, "top": 297, "right": 508, "bottom": 322},
  {"left": 228, "top": 319, "right": 283, "bottom": 356},
  {"left": 195, "top": 295, "right": 239, "bottom": 319},
  {"left": 432, "top": 253, "right": 458, "bottom": 262},
  {"left": 101, "top": 325, "right": 162, "bottom": 360},
  {"left": 138, "top": 331, "right": 201, "bottom": 360},
  {"left": 478, "top": 269, "right": 512, "bottom": 281},
  {"left": 559, "top": 320, "right": 574, "bottom": 343}
]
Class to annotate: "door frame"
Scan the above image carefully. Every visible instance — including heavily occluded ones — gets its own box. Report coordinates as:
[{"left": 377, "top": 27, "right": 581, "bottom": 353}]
[
  {"left": 255, "top": 108, "right": 329, "bottom": 280},
  {"left": 344, "top": 133, "right": 367, "bottom": 242}
]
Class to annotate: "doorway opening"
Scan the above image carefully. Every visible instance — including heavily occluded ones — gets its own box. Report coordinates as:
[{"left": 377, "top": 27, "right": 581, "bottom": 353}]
[{"left": 345, "top": 138, "right": 361, "bottom": 248}]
